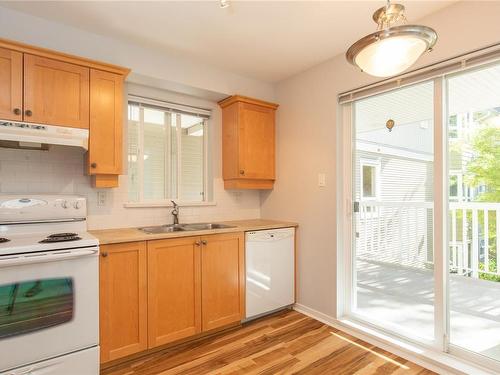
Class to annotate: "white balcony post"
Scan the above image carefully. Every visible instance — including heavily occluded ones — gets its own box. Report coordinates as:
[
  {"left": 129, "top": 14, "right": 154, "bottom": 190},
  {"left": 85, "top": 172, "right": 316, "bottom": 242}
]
[
  {"left": 472, "top": 209, "right": 479, "bottom": 278},
  {"left": 497, "top": 209, "right": 500, "bottom": 275},
  {"left": 484, "top": 210, "right": 489, "bottom": 273}
]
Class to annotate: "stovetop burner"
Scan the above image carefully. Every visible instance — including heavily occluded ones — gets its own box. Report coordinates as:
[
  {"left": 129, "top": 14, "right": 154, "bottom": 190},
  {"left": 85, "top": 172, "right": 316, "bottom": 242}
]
[
  {"left": 39, "top": 233, "right": 81, "bottom": 243},
  {"left": 0, "top": 237, "right": 10, "bottom": 243},
  {"left": 47, "top": 233, "right": 78, "bottom": 238}
]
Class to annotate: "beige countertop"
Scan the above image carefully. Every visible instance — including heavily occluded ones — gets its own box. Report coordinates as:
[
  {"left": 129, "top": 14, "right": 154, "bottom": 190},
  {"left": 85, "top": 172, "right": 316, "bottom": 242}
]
[{"left": 90, "top": 219, "right": 298, "bottom": 245}]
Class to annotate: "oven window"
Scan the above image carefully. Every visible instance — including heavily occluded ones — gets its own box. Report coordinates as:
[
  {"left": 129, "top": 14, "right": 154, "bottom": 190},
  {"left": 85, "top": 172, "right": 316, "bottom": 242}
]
[{"left": 0, "top": 278, "right": 74, "bottom": 339}]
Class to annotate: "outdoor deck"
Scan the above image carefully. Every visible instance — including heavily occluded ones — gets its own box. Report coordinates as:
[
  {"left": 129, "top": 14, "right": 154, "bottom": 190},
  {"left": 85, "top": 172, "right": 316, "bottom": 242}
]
[{"left": 356, "top": 259, "right": 500, "bottom": 360}]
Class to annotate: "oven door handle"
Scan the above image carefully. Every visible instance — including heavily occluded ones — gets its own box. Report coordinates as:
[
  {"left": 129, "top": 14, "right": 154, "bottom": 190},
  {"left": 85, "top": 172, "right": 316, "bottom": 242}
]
[{"left": 0, "top": 248, "right": 98, "bottom": 268}]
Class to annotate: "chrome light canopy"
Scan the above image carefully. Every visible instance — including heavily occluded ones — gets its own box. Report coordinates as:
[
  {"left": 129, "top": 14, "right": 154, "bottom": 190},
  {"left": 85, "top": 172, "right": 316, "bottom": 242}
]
[{"left": 346, "top": 1, "right": 437, "bottom": 77}]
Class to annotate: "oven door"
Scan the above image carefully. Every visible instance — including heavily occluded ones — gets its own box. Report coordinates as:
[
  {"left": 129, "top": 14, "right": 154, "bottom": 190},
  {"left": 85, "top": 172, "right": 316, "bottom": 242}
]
[{"left": 0, "top": 246, "right": 99, "bottom": 372}]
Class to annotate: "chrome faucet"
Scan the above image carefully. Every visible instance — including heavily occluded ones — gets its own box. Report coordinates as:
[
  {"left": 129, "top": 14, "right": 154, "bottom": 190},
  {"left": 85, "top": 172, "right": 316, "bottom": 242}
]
[{"left": 171, "top": 200, "right": 179, "bottom": 225}]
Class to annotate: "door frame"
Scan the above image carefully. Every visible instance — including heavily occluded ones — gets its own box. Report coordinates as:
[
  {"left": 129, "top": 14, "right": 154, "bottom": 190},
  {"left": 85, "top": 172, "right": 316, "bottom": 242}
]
[
  {"left": 337, "top": 77, "right": 448, "bottom": 349},
  {"left": 337, "top": 74, "right": 500, "bottom": 372}
]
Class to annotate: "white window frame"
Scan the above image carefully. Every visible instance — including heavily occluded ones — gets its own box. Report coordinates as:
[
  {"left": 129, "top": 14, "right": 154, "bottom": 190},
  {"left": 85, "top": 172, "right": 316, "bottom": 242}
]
[
  {"left": 360, "top": 158, "right": 381, "bottom": 201},
  {"left": 125, "top": 98, "right": 213, "bottom": 207}
]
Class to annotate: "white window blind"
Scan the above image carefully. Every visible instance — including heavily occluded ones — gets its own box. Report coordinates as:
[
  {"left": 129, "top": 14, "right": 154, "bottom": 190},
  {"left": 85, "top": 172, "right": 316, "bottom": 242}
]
[{"left": 127, "top": 97, "right": 210, "bottom": 203}]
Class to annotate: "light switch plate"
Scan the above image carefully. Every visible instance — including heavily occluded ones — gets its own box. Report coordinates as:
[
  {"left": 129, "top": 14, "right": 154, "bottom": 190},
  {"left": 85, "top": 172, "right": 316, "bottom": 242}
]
[
  {"left": 318, "top": 173, "right": 326, "bottom": 187},
  {"left": 97, "top": 191, "right": 106, "bottom": 206}
]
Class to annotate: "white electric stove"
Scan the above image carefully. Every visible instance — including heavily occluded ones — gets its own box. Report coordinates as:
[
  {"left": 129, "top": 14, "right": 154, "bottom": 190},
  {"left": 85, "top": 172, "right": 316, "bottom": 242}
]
[{"left": 0, "top": 195, "right": 99, "bottom": 375}]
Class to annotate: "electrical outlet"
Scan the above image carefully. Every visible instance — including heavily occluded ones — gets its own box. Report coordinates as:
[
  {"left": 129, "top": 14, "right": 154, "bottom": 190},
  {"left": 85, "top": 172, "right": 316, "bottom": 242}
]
[
  {"left": 318, "top": 173, "right": 326, "bottom": 187},
  {"left": 97, "top": 191, "right": 106, "bottom": 206}
]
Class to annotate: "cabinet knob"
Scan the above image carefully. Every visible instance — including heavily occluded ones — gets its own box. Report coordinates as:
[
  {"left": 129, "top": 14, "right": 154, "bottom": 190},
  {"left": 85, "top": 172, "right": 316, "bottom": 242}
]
[
  {"left": 239, "top": 170, "right": 245, "bottom": 175},
  {"left": 25, "top": 110, "right": 32, "bottom": 117},
  {"left": 201, "top": 240, "right": 207, "bottom": 245},
  {"left": 91, "top": 162, "right": 97, "bottom": 169},
  {"left": 13, "top": 108, "right": 21, "bottom": 115},
  {"left": 101, "top": 252, "right": 108, "bottom": 257},
  {"left": 195, "top": 241, "right": 201, "bottom": 247}
]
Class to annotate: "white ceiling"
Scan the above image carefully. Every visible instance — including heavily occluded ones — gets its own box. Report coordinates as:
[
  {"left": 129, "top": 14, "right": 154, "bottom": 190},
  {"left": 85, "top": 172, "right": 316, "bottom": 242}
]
[{"left": 0, "top": 1, "right": 455, "bottom": 83}]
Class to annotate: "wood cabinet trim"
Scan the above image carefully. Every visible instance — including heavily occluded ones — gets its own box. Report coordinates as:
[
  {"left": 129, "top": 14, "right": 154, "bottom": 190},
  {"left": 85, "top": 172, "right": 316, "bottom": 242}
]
[
  {"left": 0, "top": 37, "right": 130, "bottom": 76},
  {"left": 218, "top": 95, "right": 278, "bottom": 110}
]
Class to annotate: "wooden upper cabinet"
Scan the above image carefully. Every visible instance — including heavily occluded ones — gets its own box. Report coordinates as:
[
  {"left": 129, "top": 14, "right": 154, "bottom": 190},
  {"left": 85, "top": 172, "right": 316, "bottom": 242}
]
[
  {"left": 88, "top": 69, "right": 123, "bottom": 176},
  {"left": 0, "top": 47, "right": 22, "bottom": 121},
  {"left": 24, "top": 54, "right": 90, "bottom": 128},
  {"left": 201, "top": 232, "right": 245, "bottom": 331},
  {"left": 219, "top": 95, "right": 278, "bottom": 190},
  {"left": 147, "top": 238, "right": 202, "bottom": 348},
  {"left": 99, "top": 241, "right": 148, "bottom": 363}
]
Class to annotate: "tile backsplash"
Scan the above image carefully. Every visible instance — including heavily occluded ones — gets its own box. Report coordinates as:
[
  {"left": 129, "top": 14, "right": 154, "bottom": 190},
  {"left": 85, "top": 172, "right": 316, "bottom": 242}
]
[{"left": 0, "top": 146, "right": 261, "bottom": 230}]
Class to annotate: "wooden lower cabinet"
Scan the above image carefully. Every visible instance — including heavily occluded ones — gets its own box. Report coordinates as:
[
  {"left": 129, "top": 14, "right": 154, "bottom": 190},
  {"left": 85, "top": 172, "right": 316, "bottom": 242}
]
[
  {"left": 99, "top": 241, "right": 148, "bottom": 363},
  {"left": 201, "top": 232, "right": 245, "bottom": 331},
  {"left": 99, "top": 233, "right": 245, "bottom": 364},
  {"left": 147, "top": 237, "right": 202, "bottom": 348}
]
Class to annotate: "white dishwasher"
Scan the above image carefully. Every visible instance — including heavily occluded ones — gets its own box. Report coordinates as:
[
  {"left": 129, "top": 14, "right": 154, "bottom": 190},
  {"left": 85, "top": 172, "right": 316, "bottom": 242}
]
[{"left": 245, "top": 227, "right": 295, "bottom": 320}]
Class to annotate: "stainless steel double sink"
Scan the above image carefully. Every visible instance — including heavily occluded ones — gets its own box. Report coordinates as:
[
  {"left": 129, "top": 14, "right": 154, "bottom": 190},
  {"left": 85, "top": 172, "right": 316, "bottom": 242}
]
[{"left": 138, "top": 223, "right": 236, "bottom": 234}]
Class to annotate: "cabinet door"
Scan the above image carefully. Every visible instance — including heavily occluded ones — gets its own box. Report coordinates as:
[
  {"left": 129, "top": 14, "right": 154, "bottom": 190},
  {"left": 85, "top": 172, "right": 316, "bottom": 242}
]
[
  {"left": 148, "top": 237, "right": 202, "bottom": 347},
  {"left": 24, "top": 54, "right": 89, "bottom": 128},
  {"left": 0, "top": 47, "right": 22, "bottom": 121},
  {"left": 238, "top": 102, "right": 275, "bottom": 180},
  {"left": 99, "top": 242, "right": 148, "bottom": 363},
  {"left": 88, "top": 69, "right": 123, "bottom": 175},
  {"left": 201, "top": 232, "right": 245, "bottom": 331}
]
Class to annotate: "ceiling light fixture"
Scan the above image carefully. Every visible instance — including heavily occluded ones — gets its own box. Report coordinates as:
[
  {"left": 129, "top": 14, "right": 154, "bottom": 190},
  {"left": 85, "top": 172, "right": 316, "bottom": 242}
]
[
  {"left": 346, "top": 0, "right": 437, "bottom": 77},
  {"left": 220, "top": 0, "right": 230, "bottom": 9}
]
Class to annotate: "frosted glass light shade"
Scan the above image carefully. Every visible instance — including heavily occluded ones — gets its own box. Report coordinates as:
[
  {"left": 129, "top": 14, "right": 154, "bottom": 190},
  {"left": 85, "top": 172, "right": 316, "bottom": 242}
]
[
  {"left": 355, "top": 35, "right": 427, "bottom": 77},
  {"left": 346, "top": 25, "right": 437, "bottom": 78}
]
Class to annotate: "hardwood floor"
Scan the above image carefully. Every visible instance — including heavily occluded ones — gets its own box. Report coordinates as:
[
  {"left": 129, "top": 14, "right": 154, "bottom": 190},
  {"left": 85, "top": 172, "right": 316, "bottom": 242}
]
[{"left": 101, "top": 310, "right": 435, "bottom": 375}]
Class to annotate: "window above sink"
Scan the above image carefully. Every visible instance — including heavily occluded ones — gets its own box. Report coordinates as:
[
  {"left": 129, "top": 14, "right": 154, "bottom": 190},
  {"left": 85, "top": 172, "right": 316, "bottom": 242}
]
[{"left": 127, "top": 96, "right": 212, "bottom": 206}]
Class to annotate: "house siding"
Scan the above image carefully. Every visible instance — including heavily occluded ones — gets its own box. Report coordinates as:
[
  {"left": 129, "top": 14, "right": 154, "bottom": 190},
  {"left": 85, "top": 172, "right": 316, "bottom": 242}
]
[{"left": 355, "top": 150, "right": 434, "bottom": 269}]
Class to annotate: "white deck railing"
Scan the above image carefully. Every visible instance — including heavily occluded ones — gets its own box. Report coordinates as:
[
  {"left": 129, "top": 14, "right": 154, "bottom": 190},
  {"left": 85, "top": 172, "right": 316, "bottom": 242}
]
[
  {"left": 449, "top": 202, "right": 500, "bottom": 278},
  {"left": 357, "top": 201, "right": 500, "bottom": 279}
]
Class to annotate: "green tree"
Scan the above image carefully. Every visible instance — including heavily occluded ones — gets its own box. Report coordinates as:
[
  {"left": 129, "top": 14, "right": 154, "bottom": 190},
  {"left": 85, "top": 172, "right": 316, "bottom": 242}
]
[
  {"left": 464, "top": 124, "right": 500, "bottom": 202},
  {"left": 464, "top": 122, "right": 500, "bottom": 280}
]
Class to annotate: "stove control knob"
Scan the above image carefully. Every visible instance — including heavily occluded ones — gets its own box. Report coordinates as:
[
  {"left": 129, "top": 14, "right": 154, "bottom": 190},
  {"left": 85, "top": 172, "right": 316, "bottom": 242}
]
[
  {"left": 61, "top": 200, "right": 69, "bottom": 209},
  {"left": 73, "top": 201, "right": 82, "bottom": 209}
]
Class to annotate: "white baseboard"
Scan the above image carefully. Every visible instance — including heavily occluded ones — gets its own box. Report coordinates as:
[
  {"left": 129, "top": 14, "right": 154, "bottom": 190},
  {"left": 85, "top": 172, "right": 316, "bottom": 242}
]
[{"left": 293, "top": 303, "right": 494, "bottom": 375}]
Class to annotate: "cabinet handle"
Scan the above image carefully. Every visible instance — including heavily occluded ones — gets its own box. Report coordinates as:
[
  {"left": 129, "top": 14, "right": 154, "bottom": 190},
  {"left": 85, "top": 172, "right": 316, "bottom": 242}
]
[
  {"left": 25, "top": 110, "right": 33, "bottom": 117},
  {"left": 91, "top": 162, "right": 97, "bottom": 169},
  {"left": 13, "top": 108, "right": 21, "bottom": 115},
  {"left": 101, "top": 252, "right": 108, "bottom": 257},
  {"left": 195, "top": 241, "right": 201, "bottom": 247},
  {"left": 201, "top": 240, "right": 207, "bottom": 245},
  {"left": 239, "top": 170, "right": 245, "bottom": 175}
]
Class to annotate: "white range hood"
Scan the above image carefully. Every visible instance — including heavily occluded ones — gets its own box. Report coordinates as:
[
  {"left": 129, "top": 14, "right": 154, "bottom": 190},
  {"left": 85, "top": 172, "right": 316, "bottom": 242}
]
[{"left": 0, "top": 120, "right": 89, "bottom": 150}]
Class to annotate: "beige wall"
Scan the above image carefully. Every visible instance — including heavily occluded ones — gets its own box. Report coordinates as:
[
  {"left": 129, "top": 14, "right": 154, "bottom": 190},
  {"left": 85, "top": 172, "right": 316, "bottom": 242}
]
[{"left": 261, "top": 1, "right": 500, "bottom": 317}]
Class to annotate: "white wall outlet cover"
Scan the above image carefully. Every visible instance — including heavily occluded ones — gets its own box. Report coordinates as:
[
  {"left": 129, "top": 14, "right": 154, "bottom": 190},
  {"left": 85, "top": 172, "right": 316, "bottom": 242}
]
[{"left": 318, "top": 173, "right": 326, "bottom": 187}]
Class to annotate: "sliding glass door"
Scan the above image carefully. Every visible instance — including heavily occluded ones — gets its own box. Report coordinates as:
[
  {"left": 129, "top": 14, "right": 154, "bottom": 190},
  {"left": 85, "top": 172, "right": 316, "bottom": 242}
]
[
  {"left": 344, "top": 59, "right": 500, "bottom": 369},
  {"left": 351, "top": 81, "right": 436, "bottom": 343},
  {"left": 446, "top": 63, "right": 500, "bottom": 362}
]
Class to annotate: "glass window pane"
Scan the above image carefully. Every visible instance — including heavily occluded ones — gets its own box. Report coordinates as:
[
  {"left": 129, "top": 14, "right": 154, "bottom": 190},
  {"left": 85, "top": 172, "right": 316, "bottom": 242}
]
[
  {"left": 353, "top": 81, "right": 434, "bottom": 342},
  {"left": 362, "top": 165, "right": 375, "bottom": 198},
  {"left": 0, "top": 278, "right": 73, "bottom": 338},
  {"left": 143, "top": 107, "right": 167, "bottom": 200},
  {"left": 447, "top": 63, "right": 500, "bottom": 361},
  {"left": 127, "top": 101, "right": 207, "bottom": 203},
  {"left": 179, "top": 115, "right": 205, "bottom": 202},
  {"left": 127, "top": 104, "right": 140, "bottom": 202}
]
